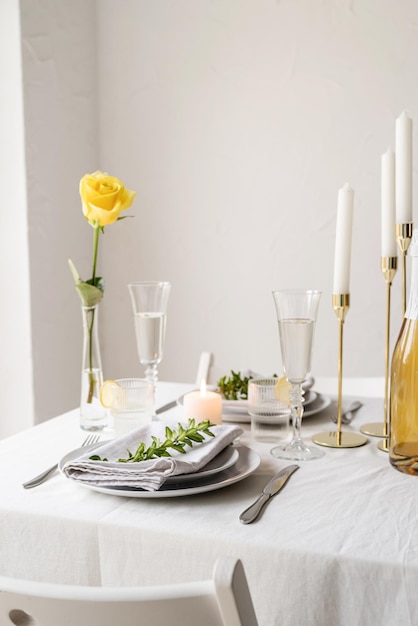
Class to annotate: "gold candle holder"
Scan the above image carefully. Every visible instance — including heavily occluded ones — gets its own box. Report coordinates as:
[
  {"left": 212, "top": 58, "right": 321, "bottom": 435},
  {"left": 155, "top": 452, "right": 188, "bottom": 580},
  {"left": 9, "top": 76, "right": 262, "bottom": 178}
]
[
  {"left": 396, "top": 223, "right": 413, "bottom": 315},
  {"left": 312, "top": 294, "right": 368, "bottom": 448},
  {"left": 361, "top": 257, "right": 397, "bottom": 446},
  {"left": 379, "top": 256, "right": 397, "bottom": 454}
]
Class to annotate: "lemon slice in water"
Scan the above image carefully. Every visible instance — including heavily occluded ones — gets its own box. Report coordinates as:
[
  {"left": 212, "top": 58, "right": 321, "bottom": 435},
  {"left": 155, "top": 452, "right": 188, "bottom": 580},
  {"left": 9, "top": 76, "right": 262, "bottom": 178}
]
[
  {"left": 274, "top": 376, "right": 291, "bottom": 403},
  {"left": 99, "top": 379, "right": 122, "bottom": 408}
]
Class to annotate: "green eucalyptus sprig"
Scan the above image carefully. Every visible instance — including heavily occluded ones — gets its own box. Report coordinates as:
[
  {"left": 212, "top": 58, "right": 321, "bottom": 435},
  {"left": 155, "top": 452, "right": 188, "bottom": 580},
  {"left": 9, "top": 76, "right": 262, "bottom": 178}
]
[{"left": 89, "top": 419, "right": 215, "bottom": 463}]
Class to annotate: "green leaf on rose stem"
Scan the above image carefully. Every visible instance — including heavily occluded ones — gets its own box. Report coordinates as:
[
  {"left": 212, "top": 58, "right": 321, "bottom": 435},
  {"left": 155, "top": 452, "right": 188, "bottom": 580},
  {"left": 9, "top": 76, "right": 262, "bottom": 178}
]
[
  {"left": 75, "top": 282, "right": 104, "bottom": 307},
  {"left": 68, "top": 258, "right": 104, "bottom": 307},
  {"left": 86, "top": 276, "right": 104, "bottom": 291},
  {"left": 68, "top": 257, "right": 84, "bottom": 286}
]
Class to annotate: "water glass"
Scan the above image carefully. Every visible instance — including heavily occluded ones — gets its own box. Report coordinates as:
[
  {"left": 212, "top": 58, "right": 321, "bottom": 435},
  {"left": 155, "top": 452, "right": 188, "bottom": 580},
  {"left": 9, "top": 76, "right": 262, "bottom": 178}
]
[
  {"left": 110, "top": 378, "right": 154, "bottom": 437},
  {"left": 248, "top": 378, "right": 290, "bottom": 442}
]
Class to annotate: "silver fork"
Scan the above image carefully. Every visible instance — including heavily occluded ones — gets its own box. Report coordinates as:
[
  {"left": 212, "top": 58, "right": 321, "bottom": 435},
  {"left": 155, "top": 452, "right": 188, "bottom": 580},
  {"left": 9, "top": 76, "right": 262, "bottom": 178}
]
[
  {"left": 22, "top": 434, "right": 100, "bottom": 489},
  {"left": 330, "top": 400, "right": 363, "bottom": 425}
]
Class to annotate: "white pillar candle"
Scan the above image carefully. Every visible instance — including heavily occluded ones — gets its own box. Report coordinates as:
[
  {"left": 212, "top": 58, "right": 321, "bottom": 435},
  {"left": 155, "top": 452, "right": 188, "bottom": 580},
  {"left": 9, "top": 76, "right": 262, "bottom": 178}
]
[
  {"left": 183, "top": 381, "right": 222, "bottom": 424},
  {"left": 333, "top": 183, "right": 354, "bottom": 294},
  {"left": 381, "top": 148, "right": 397, "bottom": 257},
  {"left": 395, "top": 111, "right": 413, "bottom": 224}
]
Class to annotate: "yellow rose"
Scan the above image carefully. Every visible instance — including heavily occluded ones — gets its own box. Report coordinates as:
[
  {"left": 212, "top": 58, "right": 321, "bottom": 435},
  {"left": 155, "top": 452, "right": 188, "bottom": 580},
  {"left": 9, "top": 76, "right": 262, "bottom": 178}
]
[{"left": 80, "top": 170, "right": 136, "bottom": 227}]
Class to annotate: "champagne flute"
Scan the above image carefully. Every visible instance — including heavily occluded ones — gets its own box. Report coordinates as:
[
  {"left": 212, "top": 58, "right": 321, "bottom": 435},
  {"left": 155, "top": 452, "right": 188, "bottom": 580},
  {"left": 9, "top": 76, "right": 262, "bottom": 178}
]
[
  {"left": 128, "top": 282, "right": 171, "bottom": 384},
  {"left": 271, "top": 289, "right": 323, "bottom": 461}
]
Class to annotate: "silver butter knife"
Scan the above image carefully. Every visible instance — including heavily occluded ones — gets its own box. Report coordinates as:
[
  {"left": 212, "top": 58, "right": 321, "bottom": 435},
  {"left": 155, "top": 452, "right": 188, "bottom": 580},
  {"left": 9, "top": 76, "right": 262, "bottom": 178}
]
[{"left": 239, "top": 464, "right": 299, "bottom": 524}]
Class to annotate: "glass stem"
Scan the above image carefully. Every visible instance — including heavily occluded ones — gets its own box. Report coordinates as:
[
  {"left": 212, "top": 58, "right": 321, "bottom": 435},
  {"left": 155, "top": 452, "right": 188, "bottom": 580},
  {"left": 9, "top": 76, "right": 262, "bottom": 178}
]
[
  {"left": 290, "top": 382, "right": 304, "bottom": 443},
  {"left": 145, "top": 363, "right": 158, "bottom": 385}
]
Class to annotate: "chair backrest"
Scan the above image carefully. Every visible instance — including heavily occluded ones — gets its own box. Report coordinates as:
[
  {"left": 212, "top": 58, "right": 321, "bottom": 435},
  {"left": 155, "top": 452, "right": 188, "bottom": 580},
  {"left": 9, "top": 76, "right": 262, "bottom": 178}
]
[
  {"left": 195, "top": 351, "right": 214, "bottom": 386},
  {"left": 0, "top": 557, "right": 258, "bottom": 626}
]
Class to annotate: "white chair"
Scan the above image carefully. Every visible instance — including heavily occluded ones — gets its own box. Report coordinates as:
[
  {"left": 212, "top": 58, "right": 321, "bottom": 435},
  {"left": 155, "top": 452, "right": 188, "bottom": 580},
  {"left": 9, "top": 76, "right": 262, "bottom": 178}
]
[
  {"left": 0, "top": 557, "right": 259, "bottom": 626},
  {"left": 195, "top": 351, "right": 214, "bottom": 386}
]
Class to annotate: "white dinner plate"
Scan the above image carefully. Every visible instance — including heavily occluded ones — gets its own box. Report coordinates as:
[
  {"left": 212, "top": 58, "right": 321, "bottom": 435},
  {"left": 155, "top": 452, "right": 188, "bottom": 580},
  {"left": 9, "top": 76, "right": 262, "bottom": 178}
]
[
  {"left": 59, "top": 445, "right": 260, "bottom": 498},
  {"left": 222, "top": 393, "right": 332, "bottom": 424}
]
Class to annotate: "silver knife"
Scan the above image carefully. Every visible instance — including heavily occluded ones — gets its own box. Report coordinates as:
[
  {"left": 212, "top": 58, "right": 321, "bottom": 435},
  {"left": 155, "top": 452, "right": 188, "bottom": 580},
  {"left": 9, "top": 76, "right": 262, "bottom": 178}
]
[
  {"left": 239, "top": 464, "right": 299, "bottom": 524},
  {"left": 155, "top": 400, "right": 178, "bottom": 415}
]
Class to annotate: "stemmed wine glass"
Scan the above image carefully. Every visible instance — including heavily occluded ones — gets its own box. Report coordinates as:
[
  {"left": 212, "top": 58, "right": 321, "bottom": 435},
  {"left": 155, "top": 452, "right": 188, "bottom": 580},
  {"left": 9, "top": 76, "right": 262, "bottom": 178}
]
[
  {"left": 271, "top": 289, "right": 323, "bottom": 461},
  {"left": 128, "top": 282, "right": 171, "bottom": 384}
]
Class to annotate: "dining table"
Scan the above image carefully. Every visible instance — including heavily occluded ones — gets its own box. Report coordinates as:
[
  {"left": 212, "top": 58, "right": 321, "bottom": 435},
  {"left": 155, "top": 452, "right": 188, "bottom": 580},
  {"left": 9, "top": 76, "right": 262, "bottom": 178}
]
[{"left": 1, "top": 376, "right": 418, "bottom": 626}]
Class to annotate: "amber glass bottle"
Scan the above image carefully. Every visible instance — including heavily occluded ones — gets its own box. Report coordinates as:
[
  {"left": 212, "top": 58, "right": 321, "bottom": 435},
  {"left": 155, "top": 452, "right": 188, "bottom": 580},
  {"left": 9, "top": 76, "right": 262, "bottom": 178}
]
[{"left": 390, "top": 230, "right": 418, "bottom": 475}]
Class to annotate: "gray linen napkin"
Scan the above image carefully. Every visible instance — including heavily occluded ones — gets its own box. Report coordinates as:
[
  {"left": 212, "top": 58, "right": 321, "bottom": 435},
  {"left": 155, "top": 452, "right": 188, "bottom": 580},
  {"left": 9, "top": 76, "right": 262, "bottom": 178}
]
[{"left": 62, "top": 421, "right": 242, "bottom": 491}]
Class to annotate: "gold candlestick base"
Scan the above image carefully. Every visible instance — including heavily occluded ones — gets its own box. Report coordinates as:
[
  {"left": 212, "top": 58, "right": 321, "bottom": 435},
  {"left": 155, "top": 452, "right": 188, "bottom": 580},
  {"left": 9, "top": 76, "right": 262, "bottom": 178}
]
[
  {"left": 312, "top": 431, "right": 368, "bottom": 448},
  {"left": 313, "top": 293, "right": 368, "bottom": 449},
  {"left": 360, "top": 423, "right": 388, "bottom": 438},
  {"left": 377, "top": 438, "right": 390, "bottom": 453},
  {"left": 360, "top": 256, "right": 397, "bottom": 444}
]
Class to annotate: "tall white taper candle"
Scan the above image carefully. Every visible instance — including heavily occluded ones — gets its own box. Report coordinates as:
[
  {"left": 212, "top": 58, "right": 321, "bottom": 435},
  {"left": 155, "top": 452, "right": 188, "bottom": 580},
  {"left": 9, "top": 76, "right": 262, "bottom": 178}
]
[{"left": 333, "top": 183, "right": 354, "bottom": 294}]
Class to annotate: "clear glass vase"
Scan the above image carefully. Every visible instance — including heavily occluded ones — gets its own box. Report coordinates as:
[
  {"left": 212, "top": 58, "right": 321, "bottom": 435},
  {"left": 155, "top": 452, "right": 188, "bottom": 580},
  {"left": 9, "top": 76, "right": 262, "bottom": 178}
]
[{"left": 80, "top": 304, "right": 107, "bottom": 431}]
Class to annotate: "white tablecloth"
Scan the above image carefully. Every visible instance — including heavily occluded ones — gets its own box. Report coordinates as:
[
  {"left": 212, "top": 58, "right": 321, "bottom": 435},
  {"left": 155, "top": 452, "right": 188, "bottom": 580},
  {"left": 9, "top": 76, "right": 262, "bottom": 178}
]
[{"left": 1, "top": 379, "right": 417, "bottom": 626}]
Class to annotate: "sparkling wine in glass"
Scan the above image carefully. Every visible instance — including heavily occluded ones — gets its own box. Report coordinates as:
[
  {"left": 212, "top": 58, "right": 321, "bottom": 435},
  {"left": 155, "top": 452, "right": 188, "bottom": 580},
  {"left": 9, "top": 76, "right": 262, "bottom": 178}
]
[
  {"left": 128, "top": 282, "right": 171, "bottom": 384},
  {"left": 271, "top": 289, "right": 323, "bottom": 461}
]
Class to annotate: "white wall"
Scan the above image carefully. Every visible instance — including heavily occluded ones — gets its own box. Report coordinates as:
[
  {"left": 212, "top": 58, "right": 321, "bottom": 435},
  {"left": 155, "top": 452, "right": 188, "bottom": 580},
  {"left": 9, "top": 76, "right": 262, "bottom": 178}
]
[
  {"left": 97, "top": 0, "right": 410, "bottom": 387},
  {"left": 5, "top": 0, "right": 417, "bottom": 435},
  {"left": 20, "top": 0, "right": 98, "bottom": 425},
  {"left": 0, "top": 0, "right": 34, "bottom": 437}
]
